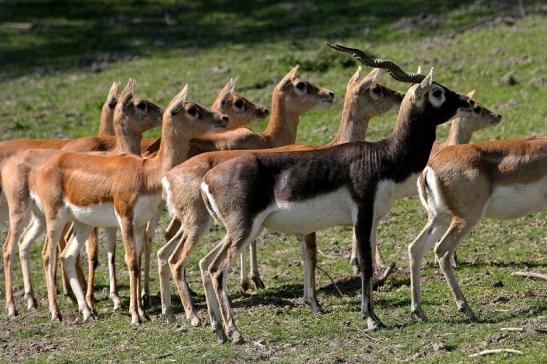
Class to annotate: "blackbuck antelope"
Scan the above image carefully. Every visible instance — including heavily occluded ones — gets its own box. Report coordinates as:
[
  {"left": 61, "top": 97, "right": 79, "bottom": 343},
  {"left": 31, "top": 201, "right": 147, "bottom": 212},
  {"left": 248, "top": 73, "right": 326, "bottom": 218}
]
[
  {"left": 158, "top": 66, "right": 336, "bottom": 324},
  {"left": 1, "top": 79, "right": 163, "bottom": 319},
  {"left": 0, "top": 81, "right": 121, "bottom": 234},
  {"left": 34, "top": 85, "right": 228, "bottom": 324},
  {"left": 81, "top": 78, "right": 268, "bottom": 310},
  {"left": 199, "top": 48, "right": 477, "bottom": 343},
  {"left": 350, "top": 89, "right": 503, "bottom": 273},
  {"left": 159, "top": 67, "right": 402, "bottom": 325},
  {"left": 409, "top": 136, "right": 547, "bottom": 321}
]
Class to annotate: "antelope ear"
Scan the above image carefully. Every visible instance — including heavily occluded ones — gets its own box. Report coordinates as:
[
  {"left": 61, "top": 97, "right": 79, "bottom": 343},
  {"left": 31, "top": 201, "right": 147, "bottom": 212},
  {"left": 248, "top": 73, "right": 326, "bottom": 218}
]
[
  {"left": 119, "top": 78, "right": 136, "bottom": 109},
  {"left": 106, "top": 81, "right": 121, "bottom": 107},
  {"left": 218, "top": 78, "right": 235, "bottom": 106},
  {"left": 466, "top": 89, "right": 476, "bottom": 98},
  {"left": 347, "top": 66, "right": 362, "bottom": 89},
  {"left": 168, "top": 84, "right": 188, "bottom": 115},
  {"left": 277, "top": 65, "right": 300, "bottom": 90},
  {"left": 416, "top": 65, "right": 423, "bottom": 75},
  {"left": 415, "top": 67, "right": 434, "bottom": 98},
  {"left": 354, "top": 68, "right": 383, "bottom": 94}
]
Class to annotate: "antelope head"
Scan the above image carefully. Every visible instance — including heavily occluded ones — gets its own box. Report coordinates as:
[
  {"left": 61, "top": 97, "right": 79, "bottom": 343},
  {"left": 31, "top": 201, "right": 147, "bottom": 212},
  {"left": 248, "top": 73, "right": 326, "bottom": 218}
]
[
  {"left": 213, "top": 78, "right": 269, "bottom": 129},
  {"left": 456, "top": 90, "right": 503, "bottom": 130},
  {"left": 167, "top": 85, "right": 230, "bottom": 139},
  {"left": 275, "top": 65, "right": 335, "bottom": 114},
  {"left": 345, "top": 67, "right": 404, "bottom": 119},
  {"left": 115, "top": 78, "right": 164, "bottom": 134}
]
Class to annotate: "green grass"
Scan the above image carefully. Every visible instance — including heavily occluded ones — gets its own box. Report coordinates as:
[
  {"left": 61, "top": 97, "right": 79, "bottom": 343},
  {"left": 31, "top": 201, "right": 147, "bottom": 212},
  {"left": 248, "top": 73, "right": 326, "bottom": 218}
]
[{"left": 0, "top": 1, "right": 546, "bottom": 362}]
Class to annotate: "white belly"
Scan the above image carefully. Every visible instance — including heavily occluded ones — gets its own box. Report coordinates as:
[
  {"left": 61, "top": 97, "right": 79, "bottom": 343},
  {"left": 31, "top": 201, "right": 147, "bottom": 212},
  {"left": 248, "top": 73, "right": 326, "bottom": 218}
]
[
  {"left": 485, "top": 176, "right": 547, "bottom": 219},
  {"left": 67, "top": 194, "right": 162, "bottom": 228},
  {"left": 263, "top": 188, "right": 357, "bottom": 235}
]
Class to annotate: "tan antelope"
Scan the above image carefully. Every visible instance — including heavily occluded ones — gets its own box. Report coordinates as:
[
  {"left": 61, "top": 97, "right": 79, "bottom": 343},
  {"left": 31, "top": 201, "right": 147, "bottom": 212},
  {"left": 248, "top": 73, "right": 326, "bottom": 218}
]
[
  {"left": 158, "top": 67, "right": 335, "bottom": 324},
  {"left": 81, "top": 78, "right": 269, "bottom": 310},
  {"left": 349, "top": 89, "right": 503, "bottom": 273},
  {"left": 0, "top": 81, "right": 121, "bottom": 235},
  {"left": 198, "top": 48, "right": 478, "bottom": 343},
  {"left": 159, "top": 67, "right": 402, "bottom": 325},
  {"left": 408, "top": 136, "right": 547, "bottom": 321},
  {"left": 34, "top": 85, "right": 228, "bottom": 324},
  {"left": 1, "top": 79, "right": 163, "bottom": 318}
]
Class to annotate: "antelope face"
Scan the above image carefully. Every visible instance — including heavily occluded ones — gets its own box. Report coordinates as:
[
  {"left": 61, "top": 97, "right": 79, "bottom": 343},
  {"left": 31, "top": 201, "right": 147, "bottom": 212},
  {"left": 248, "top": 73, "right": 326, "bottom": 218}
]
[
  {"left": 220, "top": 94, "right": 269, "bottom": 129},
  {"left": 130, "top": 96, "right": 164, "bottom": 131},
  {"left": 352, "top": 83, "right": 404, "bottom": 119},
  {"left": 459, "top": 98, "right": 503, "bottom": 130},
  {"left": 177, "top": 101, "right": 229, "bottom": 137},
  {"left": 407, "top": 69, "right": 474, "bottom": 126},
  {"left": 284, "top": 77, "right": 335, "bottom": 114}
]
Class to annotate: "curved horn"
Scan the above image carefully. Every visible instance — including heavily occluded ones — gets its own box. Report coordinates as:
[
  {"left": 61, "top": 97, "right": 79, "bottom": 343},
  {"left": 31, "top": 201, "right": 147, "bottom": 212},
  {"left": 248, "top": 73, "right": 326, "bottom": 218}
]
[{"left": 327, "top": 43, "right": 425, "bottom": 84}]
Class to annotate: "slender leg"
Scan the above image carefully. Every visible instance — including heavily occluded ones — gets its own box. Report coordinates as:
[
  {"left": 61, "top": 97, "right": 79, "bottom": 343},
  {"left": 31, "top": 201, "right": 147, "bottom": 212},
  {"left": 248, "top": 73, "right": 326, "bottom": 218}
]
[
  {"left": 43, "top": 210, "right": 70, "bottom": 321},
  {"left": 117, "top": 215, "right": 141, "bottom": 324},
  {"left": 434, "top": 221, "right": 477, "bottom": 321},
  {"left": 200, "top": 241, "right": 228, "bottom": 343},
  {"left": 19, "top": 213, "right": 46, "bottom": 310},
  {"left": 302, "top": 232, "right": 322, "bottom": 314},
  {"left": 239, "top": 247, "right": 250, "bottom": 291},
  {"left": 350, "top": 230, "right": 359, "bottom": 274},
  {"left": 169, "top": 222, "right": 209, "bottom": 327},
  {"left": 164, "top": 217, "right": 181, "bottom": 242},
  {"left": 85, "top": 227, "right": 99, "bottom": 313},
  {"left": 104, "top": 227, "right": 122, "bottom": 311},
  {"left": 3, "top": 210, "right": 29, "bottom": 318},
  {"left": 134, "top": 224, "right": 148, "bottom": 322},
  {"left": 142, "top": 214, "right": 159, "bottom": 308},
  {"left": 249, "top": 240, "right": 265, "bottom": 289},
  {"left": 408, "top": 216, "right": 448, "bottom": 321},
  {"left": 58, "top": 223, "right": 86, "bottom": 304},
  {"left": 59, "top": 221, "right": 94, "bottom": 321},
  {"left": 354, "top": 207, "right": 383, "bottom": 330},
  {"left": 209, "top": 227, "right": 262, "bottom": 345},
  {"left": 157, "top": 224, "right": 184, "bottom": 323}
]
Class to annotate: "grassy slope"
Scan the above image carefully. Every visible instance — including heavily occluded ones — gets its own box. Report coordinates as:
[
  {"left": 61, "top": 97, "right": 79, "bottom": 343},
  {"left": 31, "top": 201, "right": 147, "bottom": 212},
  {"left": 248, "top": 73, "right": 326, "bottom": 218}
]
[{"left": 0, "top": 1, "right": 545, "bottom": 362}]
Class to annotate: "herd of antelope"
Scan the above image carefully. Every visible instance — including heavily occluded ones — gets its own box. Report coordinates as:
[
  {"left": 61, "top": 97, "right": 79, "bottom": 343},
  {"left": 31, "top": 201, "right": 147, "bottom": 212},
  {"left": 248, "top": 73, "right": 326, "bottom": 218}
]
[{"left": 0, "top": 44, "right": 545, "bottom": 344}]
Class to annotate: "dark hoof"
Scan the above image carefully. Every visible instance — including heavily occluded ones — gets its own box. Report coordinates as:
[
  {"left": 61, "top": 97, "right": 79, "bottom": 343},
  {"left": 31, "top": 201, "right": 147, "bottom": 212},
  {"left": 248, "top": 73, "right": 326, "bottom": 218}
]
[
  {"left": 252, "top": 276, "right": 266, "bottom": 290},
  {"left": 51, "top": 312, "right": 62, "bottom": 322},
  {"left": 240, "top": 281, "right": 250, "bottom": 292},
  {"left": 231, "top": 332, "right": 245, "bottom": 345},
  {"left": 411, "top": 308, "right": 428, "bottom": 322}
]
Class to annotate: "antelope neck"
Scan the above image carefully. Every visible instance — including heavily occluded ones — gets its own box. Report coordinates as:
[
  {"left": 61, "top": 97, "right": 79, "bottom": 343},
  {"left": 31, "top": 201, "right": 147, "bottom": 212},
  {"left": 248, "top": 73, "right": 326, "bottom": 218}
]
[
  {"left": 445, "top": 118, "right": 474, "bottom": 145},
  {"left": 262, "top": 90, "right": 301, "bottom": 147}
]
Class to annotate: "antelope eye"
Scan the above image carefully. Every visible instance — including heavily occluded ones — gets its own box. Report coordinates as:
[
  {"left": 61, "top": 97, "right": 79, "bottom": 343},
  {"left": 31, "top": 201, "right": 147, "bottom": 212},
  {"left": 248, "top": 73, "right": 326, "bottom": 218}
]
[
  {"left": 136, "top": 102, "right": 146, "bottom": 110},
  {"left": 473, "top": 106, "right": 481, "bottom": 113},
  {"left": 432, "top": 89, "right": 443, "bottom": 98},
  {"left": 372, "top": 86, "right": 382, "bottom": 94},
  {"left": 296, "top": 82, "right": 306, "bottom": 90},
  {"left": 234, "top": 99, "right": 244, "bottom": 108},
  {"left": 187, "top": 106, "right": 198, "bottom": 116}
]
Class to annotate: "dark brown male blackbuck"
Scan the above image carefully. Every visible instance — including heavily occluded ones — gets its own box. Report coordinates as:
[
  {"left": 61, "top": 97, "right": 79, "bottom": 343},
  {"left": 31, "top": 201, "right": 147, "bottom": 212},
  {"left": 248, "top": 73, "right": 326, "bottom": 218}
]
[
  {"left": 349, "top": 89, "right": 503, "bottom": 273},
  {"left": 198, "top": 47, "right": 477, "bottom": 344},
  {"left": 408, "top": 136, "right": 547, "bottom": 322},
  {"left": 33, "top": 85, "right": 228, "bottom": 324},
  {"left": 159, "top": 66, "right": 402, "bottom": 325}
]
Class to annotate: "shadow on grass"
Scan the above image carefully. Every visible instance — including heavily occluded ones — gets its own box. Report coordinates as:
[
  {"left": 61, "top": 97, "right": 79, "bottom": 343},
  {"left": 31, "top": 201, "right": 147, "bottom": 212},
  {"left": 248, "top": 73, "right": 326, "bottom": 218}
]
[{"left": 1, "top": 0, "right": 491, "bottom": 79}]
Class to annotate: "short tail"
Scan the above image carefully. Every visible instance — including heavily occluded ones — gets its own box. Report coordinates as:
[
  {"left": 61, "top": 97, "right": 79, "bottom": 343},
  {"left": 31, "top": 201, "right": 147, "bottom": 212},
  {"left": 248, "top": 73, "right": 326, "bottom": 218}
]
[{"left": 200, "top": 182, "right": 221, "bottom": 224}]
